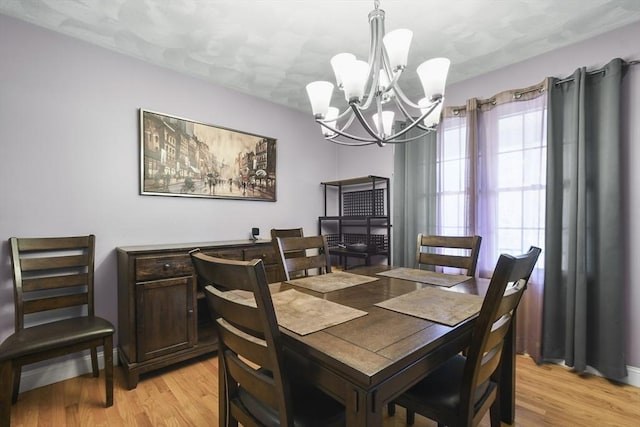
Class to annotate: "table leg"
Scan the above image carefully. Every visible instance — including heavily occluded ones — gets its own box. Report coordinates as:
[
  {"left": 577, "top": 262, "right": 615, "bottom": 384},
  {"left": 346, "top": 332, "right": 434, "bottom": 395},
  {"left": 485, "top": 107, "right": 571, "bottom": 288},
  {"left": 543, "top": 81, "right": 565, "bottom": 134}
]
[{"left": 346, "top": 387, "right": 383, "bottom": 427}]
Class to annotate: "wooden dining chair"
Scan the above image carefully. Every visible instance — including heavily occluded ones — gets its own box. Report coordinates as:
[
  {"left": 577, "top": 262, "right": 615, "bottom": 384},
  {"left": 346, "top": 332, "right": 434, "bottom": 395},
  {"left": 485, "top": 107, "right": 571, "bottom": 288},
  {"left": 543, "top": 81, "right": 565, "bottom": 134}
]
[
  {"left": 416, "top": 234, "right": 482, "bottom": 276},
  {"left": 270, "top": 228, "right": 305, "bottom": 281},
  {"left": 274, "top": 235, "right": 332, "bottom": 281},
  {"left": 189, "top": 251, "right": 345, "bottom": 427},
  {"left": 0, "top": 235, "right": 114, "bottom": 427},
  {"left": 390, "top": 246, "right": 541, "bottom": 427}
]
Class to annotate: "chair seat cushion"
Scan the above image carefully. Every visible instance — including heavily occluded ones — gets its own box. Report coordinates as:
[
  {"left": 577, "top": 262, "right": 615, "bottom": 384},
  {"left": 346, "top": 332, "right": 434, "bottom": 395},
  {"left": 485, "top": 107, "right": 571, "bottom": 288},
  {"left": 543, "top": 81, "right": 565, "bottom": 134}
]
[
  {"left": 237, "top": 379, "right": 345, "bottom": 427},
  {"left": 396, "top": 354, "right": 493, "bottom": 414},
  {"left": 0, "top": 316, "right": 114, "bottom": 361}
]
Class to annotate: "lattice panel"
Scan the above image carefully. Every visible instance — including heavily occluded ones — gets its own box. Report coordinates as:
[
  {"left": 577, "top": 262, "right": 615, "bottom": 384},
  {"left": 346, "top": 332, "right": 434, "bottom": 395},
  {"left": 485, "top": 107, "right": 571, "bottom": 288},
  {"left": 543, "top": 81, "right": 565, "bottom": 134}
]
[
  {"left": 343, "top": 189, "right": 385, "bottom": 216},
  {"left": 326, "top": 233, "right": 388, "bottom": 251}
]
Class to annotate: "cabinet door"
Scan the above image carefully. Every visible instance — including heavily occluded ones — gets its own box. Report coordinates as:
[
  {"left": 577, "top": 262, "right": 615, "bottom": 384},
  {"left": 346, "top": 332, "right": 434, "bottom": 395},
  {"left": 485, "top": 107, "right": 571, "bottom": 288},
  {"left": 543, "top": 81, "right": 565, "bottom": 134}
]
[{"left": 136, "top": 276, "right": 196, "bottom": 362}]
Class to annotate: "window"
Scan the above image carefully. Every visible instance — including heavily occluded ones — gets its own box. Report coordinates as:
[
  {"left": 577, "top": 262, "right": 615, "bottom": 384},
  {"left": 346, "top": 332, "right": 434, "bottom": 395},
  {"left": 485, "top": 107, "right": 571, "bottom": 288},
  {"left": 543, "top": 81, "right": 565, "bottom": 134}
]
[
  {"left": 436, "top": 95, "right": 547, "bottom": 273},
  {"left": 437, "top": 114, "right": 469, "bottom": 237}
]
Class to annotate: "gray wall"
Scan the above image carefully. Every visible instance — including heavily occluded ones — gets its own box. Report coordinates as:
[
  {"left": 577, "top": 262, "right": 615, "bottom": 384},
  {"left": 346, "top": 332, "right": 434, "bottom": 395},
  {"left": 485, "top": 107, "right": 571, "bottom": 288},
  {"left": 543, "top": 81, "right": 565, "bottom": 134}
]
[{"left": 0, "top": 14, "right": 338, "bottom": 348}]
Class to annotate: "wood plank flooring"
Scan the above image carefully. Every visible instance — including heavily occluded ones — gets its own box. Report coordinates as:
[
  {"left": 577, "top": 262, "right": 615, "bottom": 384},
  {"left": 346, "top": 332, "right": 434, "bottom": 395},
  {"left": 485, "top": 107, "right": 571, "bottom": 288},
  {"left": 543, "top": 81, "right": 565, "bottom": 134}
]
[{"left": 8, "top": 355, "right": 640, "bottom": 426}]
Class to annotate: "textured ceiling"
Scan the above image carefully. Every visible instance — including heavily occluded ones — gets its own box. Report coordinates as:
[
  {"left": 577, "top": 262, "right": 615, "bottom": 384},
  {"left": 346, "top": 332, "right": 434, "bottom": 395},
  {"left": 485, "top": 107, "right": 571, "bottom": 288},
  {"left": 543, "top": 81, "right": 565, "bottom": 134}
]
[{"left": 2, "top": 0, "right": 640, "bottom": 113}]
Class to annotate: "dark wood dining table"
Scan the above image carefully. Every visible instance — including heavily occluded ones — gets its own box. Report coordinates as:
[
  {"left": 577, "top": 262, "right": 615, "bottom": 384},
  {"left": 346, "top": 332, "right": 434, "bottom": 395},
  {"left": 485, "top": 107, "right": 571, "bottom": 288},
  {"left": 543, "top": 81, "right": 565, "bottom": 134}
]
[{"left": 271, "top": 265, "right": 517, "bottom": 427}]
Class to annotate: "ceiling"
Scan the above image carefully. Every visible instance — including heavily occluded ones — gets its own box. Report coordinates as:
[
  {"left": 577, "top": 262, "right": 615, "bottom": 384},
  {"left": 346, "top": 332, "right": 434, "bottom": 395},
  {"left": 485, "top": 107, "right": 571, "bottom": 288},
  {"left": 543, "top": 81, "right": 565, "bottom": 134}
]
[{"left": 2, "top": 0, "right": 640, "bottom": 113}]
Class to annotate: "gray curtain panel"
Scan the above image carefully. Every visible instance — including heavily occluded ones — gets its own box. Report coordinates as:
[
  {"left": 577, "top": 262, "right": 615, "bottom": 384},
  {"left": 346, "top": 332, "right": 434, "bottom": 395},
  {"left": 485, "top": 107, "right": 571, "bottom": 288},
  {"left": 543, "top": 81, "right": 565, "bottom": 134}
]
[
  {"left": 542, "top": 58, "right": 627, "bottom": 380},
  {"left": 392, "top": 124, "right": 437, "bottom": 267}
]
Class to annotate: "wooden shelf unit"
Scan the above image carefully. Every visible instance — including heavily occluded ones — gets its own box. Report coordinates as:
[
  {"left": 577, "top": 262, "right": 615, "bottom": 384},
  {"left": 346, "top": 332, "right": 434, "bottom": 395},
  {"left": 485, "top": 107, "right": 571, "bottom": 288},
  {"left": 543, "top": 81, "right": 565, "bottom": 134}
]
[{"left": 319, "top": 175, "right": 391, "bottom": 269}]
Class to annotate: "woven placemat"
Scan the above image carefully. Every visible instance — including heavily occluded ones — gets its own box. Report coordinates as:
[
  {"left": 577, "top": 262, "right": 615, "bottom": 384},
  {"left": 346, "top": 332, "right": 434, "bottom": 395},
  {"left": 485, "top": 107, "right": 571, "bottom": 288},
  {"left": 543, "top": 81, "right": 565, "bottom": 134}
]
[
  {"left": 376, "top": 268, "right": 470, "bottom": 287},
  {"left": 375, "top": 286, "right": 482, "bottom": 326},
  {"left": 272, "top": 289, "right": 368, "bottom": 335},
  {"left": 286, "top": 271, "right": 378, "bottom": 293}
]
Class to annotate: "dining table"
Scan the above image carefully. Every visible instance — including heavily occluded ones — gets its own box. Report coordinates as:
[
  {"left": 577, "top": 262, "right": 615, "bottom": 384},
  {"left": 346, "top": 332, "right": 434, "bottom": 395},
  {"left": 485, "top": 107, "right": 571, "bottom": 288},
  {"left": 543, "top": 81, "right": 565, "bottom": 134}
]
[{"left": 269, "top": 264, "right": 517, "bottom": 427}]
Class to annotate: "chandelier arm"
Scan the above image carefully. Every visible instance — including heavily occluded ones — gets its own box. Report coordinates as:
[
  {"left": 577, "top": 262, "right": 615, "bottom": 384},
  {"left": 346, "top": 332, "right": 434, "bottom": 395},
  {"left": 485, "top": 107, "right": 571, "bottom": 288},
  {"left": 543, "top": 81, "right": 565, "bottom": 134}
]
[
  {"left": 350, "top": 103, "right": 387, "bottom": 144},
  {"left": 382, "top": 99, "right": 442, "bottom": 141},
  {"left": 392, "top": 94, "right": 418, "bottom": 121},
  {"left": 337, "top": 111, "right": 357, "bottom": 132},
  {"left": 335, "top": 107, "right": 353, "bottom": 121},
  {"left": 377, "top": 130, "right": 435, "bottom": 144},
  {"left": 316, "top": 116, "right": 379, "bottom": 143},
  {"left": 325, "top": 137, "right": 380, "bottom": 147},
  {"left": 382, "top": 68, "right": 403, "bottom": 96},
  {"left": 391, "top": 82, "right": 425, "bottom": 109}
]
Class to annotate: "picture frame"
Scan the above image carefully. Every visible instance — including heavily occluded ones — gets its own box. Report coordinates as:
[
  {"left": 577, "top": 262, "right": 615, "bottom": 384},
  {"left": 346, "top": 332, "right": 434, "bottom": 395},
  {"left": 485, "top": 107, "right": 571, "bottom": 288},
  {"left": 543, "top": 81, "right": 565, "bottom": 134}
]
[{"left": 140, "top": 109, "right": 277, "bottom": 201}]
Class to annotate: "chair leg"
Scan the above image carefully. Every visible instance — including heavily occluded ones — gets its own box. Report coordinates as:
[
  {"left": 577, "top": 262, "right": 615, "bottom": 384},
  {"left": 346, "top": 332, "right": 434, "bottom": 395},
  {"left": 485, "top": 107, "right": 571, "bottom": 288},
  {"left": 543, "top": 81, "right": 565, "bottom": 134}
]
[
  {"left": 104, "top": 336, "right": 114, "bottom": 407},
  {"left": 1, "top": 361, "right": 13, "bottom": 427},
  {"left": 11, "top": 365, "right": 20, "bottom": 404},
  {"left": 91, "top": 346, "right": 99, "bottom": 377},
  {"left": 489, "top": 397, "right": 501, "bottom": 427},
  {"left": 387, "top": 402, "right": 396, "bottom": 416},
  {"left": 406, "top": 409, "right": 415, "bottom": 425}
]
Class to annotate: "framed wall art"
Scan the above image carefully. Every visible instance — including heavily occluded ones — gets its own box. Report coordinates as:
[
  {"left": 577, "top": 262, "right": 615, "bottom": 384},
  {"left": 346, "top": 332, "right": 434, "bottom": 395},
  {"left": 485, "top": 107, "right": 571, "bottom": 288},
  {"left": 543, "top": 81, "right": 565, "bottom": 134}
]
[{"left": 140, "top": 109, "right": 277, "bottom": 201}]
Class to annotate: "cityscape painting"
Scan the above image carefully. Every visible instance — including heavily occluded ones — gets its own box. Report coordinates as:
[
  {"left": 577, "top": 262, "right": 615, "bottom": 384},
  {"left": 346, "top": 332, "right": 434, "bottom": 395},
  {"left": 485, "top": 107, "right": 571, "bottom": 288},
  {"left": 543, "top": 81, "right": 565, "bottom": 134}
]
[{"left": 140, "top": 109, "right": 277, "bottom": 201}]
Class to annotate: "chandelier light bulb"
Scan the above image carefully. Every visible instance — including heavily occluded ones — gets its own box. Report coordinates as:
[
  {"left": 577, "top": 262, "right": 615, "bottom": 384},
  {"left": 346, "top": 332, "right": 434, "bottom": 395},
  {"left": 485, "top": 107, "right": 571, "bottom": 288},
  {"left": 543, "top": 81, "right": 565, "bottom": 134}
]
[
  {"left": 322, "top": 107, "right": 340, "bottom": 137},
  {"left": 383, "top": 29, "right": 413, "bottom": 71},
  {"left": 372, "top": 111, "right": 395, "bottom": 136},
  {"left": 305, "top": 81, "right": 334, "bottom": 118},
  {"left": 342, "top": 60, "right": 370, "bottom": 103},
  {"left": 419, "top": 98, "right": 444, "bottom": 127},
  {"left": 330, "top": 53, "right": 356, "bottom": 90},
  {"left": 417, "top": 57, "right": 450, "bottom": 101}
]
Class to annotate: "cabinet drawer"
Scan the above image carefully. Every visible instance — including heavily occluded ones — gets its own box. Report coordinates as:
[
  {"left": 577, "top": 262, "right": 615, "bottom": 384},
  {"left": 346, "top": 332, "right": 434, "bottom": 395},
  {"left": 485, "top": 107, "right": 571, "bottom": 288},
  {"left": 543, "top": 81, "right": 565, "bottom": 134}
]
[
  {"left": 202, "top": 249, "right": 243, "bottom": 260},
  {"left": 243, "top": 246, "right": 279, "bottom": 264},
  {"left": 136, "top": 254, "right": 192, "bottom": 281}
]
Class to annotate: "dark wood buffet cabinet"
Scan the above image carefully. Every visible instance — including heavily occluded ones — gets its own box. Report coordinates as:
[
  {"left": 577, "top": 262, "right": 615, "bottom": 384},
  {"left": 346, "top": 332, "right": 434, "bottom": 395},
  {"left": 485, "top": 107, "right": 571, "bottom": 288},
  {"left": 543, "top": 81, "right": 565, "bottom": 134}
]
[{"left": 116, "top": 239, "right": 280, "bottom": 389}]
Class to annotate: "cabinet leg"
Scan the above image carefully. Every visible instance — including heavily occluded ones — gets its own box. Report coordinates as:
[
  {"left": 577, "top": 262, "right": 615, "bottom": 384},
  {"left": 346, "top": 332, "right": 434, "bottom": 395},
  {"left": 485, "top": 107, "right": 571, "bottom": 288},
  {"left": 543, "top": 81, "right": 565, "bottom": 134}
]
[{"left": 126, "top": 371, "right": 139, "bottom": 390}]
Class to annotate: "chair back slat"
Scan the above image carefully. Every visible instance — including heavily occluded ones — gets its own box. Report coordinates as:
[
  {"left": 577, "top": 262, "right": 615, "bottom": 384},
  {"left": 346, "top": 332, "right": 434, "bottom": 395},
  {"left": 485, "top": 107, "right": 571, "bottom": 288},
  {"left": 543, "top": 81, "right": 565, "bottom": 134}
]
[
  {"left": 270, "top": 228, "right": 304, "bottom": 239},
  {"left": 476, "top": 344, "right": 504, "bottom": 386},
  {"left": 16, "top": 236, "right": 92, "bottom": 252},
  {"left": 417, "top": 253, "right": 474, "bottom": 271},
  {"left": 275, "top": 235, "right": 332, "bottom": 281},
  {"left": 190, "top": 251, "right": 294, "bottom": 426},
  {"left": 207, "top": 287, "right": 266, "bottom": 346},
  {"left": 23, "top": 294, "right": 89, "bottom": 314},
  {"left": 22, "top": 273, "right": 89, "bottom": 292},
  {"left": 225, "top": 349, "right": 280, "bottom": 409},
  {"left": 216, "top": 318, "right": 273, "bottom": 370},
  {"left": 416, "top": 234, "right": 482, "bottom": 276},
  {"left": 19, "top": 254, "right": 89, "bottom": 272},
  {"left": 461, "top": 246, "right": 541, "bottom": 418}
]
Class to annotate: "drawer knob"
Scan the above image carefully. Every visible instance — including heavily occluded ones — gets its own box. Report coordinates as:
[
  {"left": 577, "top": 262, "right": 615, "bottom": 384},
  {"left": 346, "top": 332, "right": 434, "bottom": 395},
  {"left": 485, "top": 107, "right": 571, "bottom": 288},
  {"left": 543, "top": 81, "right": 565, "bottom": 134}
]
[{"left": 163, "top": 263, "right": 171, "bottom": 269}]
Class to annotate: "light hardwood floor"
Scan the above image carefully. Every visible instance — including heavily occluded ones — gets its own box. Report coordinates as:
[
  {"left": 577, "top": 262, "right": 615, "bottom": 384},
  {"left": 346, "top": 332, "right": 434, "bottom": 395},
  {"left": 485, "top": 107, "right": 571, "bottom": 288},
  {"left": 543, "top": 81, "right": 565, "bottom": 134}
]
[{"left": 8, "top": 355, "right": 640, "bottom": 426}]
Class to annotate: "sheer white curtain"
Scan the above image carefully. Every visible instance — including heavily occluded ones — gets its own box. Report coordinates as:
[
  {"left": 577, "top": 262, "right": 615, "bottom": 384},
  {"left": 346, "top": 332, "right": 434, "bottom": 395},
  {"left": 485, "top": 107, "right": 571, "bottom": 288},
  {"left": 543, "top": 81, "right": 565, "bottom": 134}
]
[{"left": 434, "top": 83, "right": 547, "bottom": 358}]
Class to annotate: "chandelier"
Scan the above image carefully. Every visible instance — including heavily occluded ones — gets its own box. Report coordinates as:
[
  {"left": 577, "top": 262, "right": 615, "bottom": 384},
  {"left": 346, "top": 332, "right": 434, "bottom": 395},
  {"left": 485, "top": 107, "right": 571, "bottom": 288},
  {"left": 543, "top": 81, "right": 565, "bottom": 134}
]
[{"left": 305, "top": 0, "right": 450, "bottom": 147}]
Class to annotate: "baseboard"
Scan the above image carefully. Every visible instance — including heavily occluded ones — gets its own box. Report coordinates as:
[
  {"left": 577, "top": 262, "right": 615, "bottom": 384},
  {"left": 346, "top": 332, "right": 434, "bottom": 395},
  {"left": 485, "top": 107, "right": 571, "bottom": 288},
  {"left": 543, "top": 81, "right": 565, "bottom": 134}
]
[
  {"left": 580, "top": 363, "right": 640, "bottom": 388},
  {"left": 625, "top": 364, "right": 640, "bottom": 388},
  {"left": 19, "top": 349, "right": 119, "bottom": 393}
]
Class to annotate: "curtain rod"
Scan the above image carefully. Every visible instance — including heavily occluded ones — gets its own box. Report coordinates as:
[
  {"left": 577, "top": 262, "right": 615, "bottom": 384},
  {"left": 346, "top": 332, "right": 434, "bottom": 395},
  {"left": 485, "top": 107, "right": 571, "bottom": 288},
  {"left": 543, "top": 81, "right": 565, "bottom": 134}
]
[{"left": 555, "top": 59, "right": 639, "bottom": 86}]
